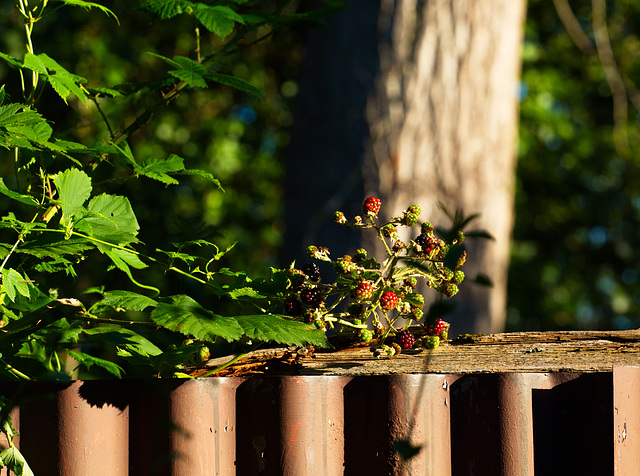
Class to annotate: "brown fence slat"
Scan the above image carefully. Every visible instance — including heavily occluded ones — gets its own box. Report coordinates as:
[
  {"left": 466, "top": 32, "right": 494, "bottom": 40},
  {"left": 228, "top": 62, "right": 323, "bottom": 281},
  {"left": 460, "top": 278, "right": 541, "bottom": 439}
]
[{"left": 0, "top": 331, "right": 638, "bottom": 476}]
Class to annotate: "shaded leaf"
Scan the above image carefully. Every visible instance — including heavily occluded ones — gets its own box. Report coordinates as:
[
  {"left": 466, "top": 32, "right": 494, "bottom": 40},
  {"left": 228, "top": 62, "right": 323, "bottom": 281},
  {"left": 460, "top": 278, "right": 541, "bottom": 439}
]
[
  {"left": 139, "top": 0, "right": 194, "bottom": 19},
  {"left": 83, "top": 326, "right": 162, "bottom": 356},
  {"left": 0, "top": 179, "right": 39, "bottom": 206},
  {"left": 193, "top": 4, "right": 243, "bottom": 39},
  {"left": 205, "top": 73, "right": 264, "bottom": 97},
  {"left": 68, "top": 350, "right": 124, "bottom": 377}
]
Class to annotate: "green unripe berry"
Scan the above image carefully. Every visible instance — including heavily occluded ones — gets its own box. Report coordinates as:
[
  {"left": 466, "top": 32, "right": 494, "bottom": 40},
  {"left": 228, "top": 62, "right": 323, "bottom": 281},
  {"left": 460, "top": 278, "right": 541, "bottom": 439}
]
[
  {"left": 359, "top": 329, "right": 373, "bottom": 343},
  {"left": 403, "top": 213, "right": 419, "bottom": 227},
  {"left": 423, "top": 336, "right": 440, "bottom": 349},
  {"left": 354, "top": 248, "right": 367, "bottom": 260}
]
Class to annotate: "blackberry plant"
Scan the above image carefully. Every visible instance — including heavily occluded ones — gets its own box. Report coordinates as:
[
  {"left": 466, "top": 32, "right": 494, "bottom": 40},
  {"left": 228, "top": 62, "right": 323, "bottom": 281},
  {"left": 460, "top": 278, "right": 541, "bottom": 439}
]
[{"left": 277, "top": 197, "right": 471, "bottom": 355}]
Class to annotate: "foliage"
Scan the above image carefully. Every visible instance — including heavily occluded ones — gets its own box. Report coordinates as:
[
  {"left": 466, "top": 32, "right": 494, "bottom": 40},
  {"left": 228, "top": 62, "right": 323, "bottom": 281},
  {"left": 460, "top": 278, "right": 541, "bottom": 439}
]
[
  {"left": 276, "top": 198, "right": 470, "bottom": 356},
  {"left": 0, "top": 0, "right": 347, "bottom": 385},
  {"left": 510, "top": 0, "right": 640, "bottom": 331}
]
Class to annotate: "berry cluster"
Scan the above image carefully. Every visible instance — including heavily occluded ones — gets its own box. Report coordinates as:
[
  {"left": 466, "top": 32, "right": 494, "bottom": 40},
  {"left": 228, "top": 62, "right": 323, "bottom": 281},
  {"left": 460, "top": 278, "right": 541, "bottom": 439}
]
[{"left": 280, "top": 197, "right": 470, "bottom": 354}]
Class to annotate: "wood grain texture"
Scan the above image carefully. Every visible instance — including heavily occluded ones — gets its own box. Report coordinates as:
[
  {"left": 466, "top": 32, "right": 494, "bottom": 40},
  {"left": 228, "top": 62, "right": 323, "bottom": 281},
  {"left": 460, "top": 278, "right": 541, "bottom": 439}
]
[{"left": 192, "top": 330, "right": 640, "bottom": 377}]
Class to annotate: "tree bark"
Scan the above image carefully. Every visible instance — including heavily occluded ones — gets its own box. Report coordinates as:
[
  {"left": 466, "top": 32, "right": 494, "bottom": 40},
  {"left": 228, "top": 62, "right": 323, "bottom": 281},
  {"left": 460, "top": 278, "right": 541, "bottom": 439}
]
[{"left": 285, "top": 0, "right": 527, "bottom": 334}]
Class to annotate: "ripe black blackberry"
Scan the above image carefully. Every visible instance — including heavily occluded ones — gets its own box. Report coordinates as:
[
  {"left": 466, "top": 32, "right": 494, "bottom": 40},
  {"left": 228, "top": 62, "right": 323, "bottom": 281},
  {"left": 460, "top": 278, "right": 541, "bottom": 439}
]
[
  {"left": 284, "top": 297, "right": 303, "bottom": 316},
  {"left": 301, "top": 287, "right": 322, "bottom": 306},
  {"left": 398, "top": 330, "right": 415, "bottom": 349},
  {"left": 301, "top": 262, "right": 321, "bottom": 282}
]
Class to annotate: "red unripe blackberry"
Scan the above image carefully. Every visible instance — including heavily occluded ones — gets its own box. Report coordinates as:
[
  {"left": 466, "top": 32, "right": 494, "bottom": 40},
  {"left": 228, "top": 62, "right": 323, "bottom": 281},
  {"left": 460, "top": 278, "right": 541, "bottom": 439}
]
[
  {"left": 363, "top": 196, "right": 381, "bottom": 216},
  {"left": 380, "top": 291, "right": 399, "bottom": 310},
  {"left": 301, "top": 262, "right": 321, "bottom": 282},
  {"left": 398, "top": 330, "right": 415, "bottom": 349},
  {"left": 284, "top": 297, "right": 303, "bottom": 316},
  {"left": 353, "top": 281, "right": 375, "bottom": 301},
  {"left": 301, "top": 287, "right": 322, "bottom": 306},
  {"left": 434, "top": 318, "right": 446, "bottom": 334}
]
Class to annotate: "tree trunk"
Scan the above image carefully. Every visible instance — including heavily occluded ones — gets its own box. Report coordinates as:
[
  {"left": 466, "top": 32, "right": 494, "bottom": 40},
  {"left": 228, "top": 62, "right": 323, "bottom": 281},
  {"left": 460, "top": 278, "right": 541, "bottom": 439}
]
[{"left": 285, "top": 0, "right": 527, "bottom": 334}]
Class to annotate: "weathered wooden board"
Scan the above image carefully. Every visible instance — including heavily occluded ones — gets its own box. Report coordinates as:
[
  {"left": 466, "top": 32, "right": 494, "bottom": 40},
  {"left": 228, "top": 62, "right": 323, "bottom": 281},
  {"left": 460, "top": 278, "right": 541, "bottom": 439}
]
[{"left": 191, "top": 330, "right": 640, "bottom": 377}]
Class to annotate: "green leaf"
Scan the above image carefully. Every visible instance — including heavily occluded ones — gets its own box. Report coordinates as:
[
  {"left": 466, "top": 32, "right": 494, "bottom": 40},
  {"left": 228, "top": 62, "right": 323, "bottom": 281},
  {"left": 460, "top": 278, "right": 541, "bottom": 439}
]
[
  {"left": 93, "top": 290, "right": 158, "bottom": 312},
  {"left": 76, "top": 193, "right": 140, "bottom": 245},
  {"left": 168, "top": 57, "right": 208, "bottom": 88},
  {"left": 104, "top": 248, "right": 147, "bottom": 275},
  {"left": 147, "top": 52, "right": 181, "bottom": 69},
  {"left": 205, "top": 73, "right": 265, "bottom": 97},
  {"left": 235, "top": 314, "right": 331, "bottom": 348},
  {"left": 82, "top": 326, "right": 162, "bottom": 356},
  {"left": 15, "top": 235, "right": 93, "bottom": 259},
  {"left": 24, "top": 54, "right": 88, "bottom": 104},
  {"left": 193, "top": 4, "right": 244, "bottom": 39},
  {"left": 1, "top": 269, "right": 31, "bottom": 302},
  {"left": 68, "top": 350, "right": 124, "bottom": 378},
  {"left": 53, "top": 168, "right": 92, "bottom": 217},
  {"left": 137, "top": 154, "right": 185, "bottom": 184},
  {"left": 0, "top": 104, "right": 44, "bottom": 128},
  {"left": 0, "top": 52, "right": 22, "bottom": 69},
  {"left": 180, "top": 168, "right": 224, "bottom": 190},
  {"left": 0, "top": 446, "right": 34, "bottom": 476},
  {"left": 0, "top": 179, "right": 39, "bottom": 206},
  {"left": 86, "top": 86, "right": 123, "bottom": 98},
  {"left": 52, "top": 0, "right": 119, "bottom": 21},
  {"left": 150, "top": 295, "right": 244, "bottom": 342},
  {"left": 139, "top": 0, "right": 194, "bottom": 19}
]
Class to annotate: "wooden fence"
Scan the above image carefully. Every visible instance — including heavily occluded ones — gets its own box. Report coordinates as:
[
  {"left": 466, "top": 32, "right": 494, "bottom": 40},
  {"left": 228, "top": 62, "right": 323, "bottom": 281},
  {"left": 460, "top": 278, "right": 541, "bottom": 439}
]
[{"left": 1, "top": 330, "right": 639, "bottom": 475}]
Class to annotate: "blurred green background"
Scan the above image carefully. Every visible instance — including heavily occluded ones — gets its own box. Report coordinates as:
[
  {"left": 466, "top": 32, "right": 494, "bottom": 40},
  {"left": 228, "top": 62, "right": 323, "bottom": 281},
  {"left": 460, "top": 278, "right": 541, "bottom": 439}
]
[{"left": 1, "top": 0, "right": 639, "bottom": 331}]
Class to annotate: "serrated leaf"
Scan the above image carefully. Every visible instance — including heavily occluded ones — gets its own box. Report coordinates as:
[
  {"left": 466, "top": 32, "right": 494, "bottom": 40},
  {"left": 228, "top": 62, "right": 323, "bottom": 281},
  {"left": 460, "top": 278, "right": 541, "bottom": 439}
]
[
  {"left": 24, "top": 54, "right": 88, "bottom": 104},
  {"left": 147, "top": 52, "right": 181, "bottom": 69},
  {"left": 94, "top": 290, "right": 158, "bottom": 312},
  {"left": 139, "top": 0, "right": 194, "bottom": 19},
  {"left": 235, "top": 314, "right": 331, "bottom": 347},
  {"left": 0, "top": 52, "right": 22, "bottom": 69},
  {"left": 105, "top": 248, "right": 147, "bottom": 273},
  {"left": 1, "top": 269, "right": 31, "bottom": 302},
  {"left": 76, "top": 193, "right": 139, "bottom": 245},
  {"left": 193, "top": 4, "right": 243, "bottom": 39},
  {"left": 83, "top": 326, "right": 162, "bottom": 356},
  {"left": 137, "top": 154, "right": 185, "bottom": 184},
  {"left": 180, "top": 168, "right": 224, "bottom": 190},
  {"left": 16, "top": 235, "right": 93, "bottom": 259},
  {"left": 0, "top": 104, "right": 45, "bottom": 128},
  {"left": 151, "top": 295, "right": 244, "bottom": 342},
  {"left": 52, "top": 0, "right": 118, "bottom": 21},
  {"left": 225, "top": 287, "right": 266, "bottom": 300},
  {"left": 0, "top": 179, "right": 39, "bottom": 206},
  {"left": 86, "top": 86, "right": 123, "bottom": 98},
  {"left": 169, "top": 68, "right": 207, "bottom": 88},
  {"left": 68, "top": 350, "right": 124, "bottom": 378},
  {"left": 0, "top": 446, "right": 34, "bottom": 476},
  {"left": 53, "top": 168, "right": 92, "bottom": 217},
  {"left": 205, "top": 73, "right": 264, "bottom": 97}
]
